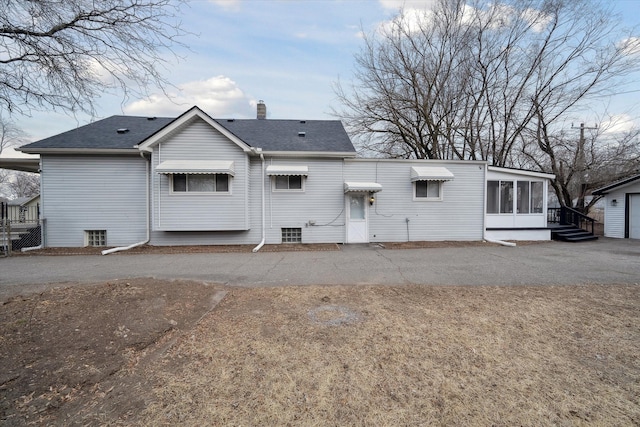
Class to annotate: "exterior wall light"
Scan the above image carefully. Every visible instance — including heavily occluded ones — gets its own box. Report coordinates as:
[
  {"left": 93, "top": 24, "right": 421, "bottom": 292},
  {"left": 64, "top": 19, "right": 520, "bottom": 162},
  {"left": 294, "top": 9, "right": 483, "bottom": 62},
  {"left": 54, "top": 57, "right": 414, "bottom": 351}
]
[
  {"left": 611, "top": 199, "right": 618, "bottom": 207},
  {"left": 369, "top": 195, "right": 375, "bottom": 205}
]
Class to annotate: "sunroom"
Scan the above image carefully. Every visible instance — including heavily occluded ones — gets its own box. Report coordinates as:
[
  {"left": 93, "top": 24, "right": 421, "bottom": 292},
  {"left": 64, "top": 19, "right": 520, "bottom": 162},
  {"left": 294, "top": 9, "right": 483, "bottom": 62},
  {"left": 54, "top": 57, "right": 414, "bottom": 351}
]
[{"left": 485, "top": 166, "right": 555, "bottom": 241}]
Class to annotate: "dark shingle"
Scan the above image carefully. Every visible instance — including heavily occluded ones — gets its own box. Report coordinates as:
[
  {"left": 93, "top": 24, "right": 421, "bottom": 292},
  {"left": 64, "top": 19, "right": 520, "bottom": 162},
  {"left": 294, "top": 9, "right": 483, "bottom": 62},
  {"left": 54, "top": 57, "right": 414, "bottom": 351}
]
[
  {"left": 20, "top": 116, "right": 174, "bottom": 151},
  {"left": 217, "top": 119, "right": 355, "bottom": 152},
  {"left": 20, "top": 114, "right": 355, "bottom": 153}
]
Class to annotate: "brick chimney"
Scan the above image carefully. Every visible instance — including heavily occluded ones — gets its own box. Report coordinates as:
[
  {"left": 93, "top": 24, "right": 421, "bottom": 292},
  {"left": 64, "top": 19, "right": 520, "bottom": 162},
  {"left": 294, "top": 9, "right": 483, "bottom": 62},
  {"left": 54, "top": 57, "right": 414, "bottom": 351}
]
[{"left": 257, "top": 100, "right": 266, "bottom": 120}]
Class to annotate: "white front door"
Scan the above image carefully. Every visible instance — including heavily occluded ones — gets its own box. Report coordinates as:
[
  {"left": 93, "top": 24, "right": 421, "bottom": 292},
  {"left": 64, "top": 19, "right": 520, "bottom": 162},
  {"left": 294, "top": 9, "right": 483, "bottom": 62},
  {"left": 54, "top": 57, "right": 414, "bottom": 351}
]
[
  {"left": 630, "top": 195, "right": 640, "bottom": 239},
  {"left": 347, "top": 194, "right": 368, "bottom": 243}
]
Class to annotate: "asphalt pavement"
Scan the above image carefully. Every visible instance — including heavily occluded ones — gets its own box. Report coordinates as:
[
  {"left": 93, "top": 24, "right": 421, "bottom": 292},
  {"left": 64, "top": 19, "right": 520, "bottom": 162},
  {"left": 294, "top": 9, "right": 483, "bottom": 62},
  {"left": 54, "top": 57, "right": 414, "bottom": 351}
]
[{"left": 1, "top": 238, "right": 639, "bottom": 299}]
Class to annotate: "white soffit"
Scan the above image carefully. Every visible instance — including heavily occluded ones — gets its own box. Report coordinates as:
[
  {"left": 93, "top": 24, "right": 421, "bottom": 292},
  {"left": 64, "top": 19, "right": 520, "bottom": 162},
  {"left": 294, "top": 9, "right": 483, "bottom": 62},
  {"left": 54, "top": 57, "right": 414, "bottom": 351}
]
[
  {"left": 410, "top": 166, "right": 454, "bottom": 182},
  {"left": 156, "top": 160, "right": 235, "bottom": 176},
  {"left": 266, "top": 165, "right": 309, "bottom": 176},
  {"left": 344, "top": 182, "right": 383, "bottom": 193}
]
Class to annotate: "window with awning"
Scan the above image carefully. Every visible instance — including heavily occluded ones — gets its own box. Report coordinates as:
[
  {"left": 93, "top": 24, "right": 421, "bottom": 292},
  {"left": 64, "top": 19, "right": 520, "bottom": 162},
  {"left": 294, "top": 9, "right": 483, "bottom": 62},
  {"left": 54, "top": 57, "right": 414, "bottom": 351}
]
[
  {"left": 267, "top": 165, "right": 309, "bottom": 191},
  {"left": 156, "top": 160, "right": 235, "bottom": 176},
  {"left": 265, "top": 165, "right": 309, "bottom": 176},
  {"left": 410, "top": 166, "right": 454, "bottom": 182}
]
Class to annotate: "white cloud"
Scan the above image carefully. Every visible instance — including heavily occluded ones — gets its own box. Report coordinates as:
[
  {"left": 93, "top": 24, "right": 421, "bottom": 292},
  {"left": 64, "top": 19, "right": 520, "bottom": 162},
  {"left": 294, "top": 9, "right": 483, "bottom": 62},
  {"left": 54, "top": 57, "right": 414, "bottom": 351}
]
[
  {"left": 378, "top": 0, "right": 436, "bottom": 11},
  {"left": 376, "top": 1, "right": 552, "bottom": 35},
  {"left": 600, "top": 114, "right": 637, "bottom": 135},
  {"left": 377, "top": 7, "right": 432, "bottom": 35},
  {"left": 124, "top": 75, "right": 256, "bottom": 118},
  {"left": 209, "top": 0, "right": 242, "bottom": 11},
  {"left": 619, "top": 37, "right": 640, "bottom": 56}
]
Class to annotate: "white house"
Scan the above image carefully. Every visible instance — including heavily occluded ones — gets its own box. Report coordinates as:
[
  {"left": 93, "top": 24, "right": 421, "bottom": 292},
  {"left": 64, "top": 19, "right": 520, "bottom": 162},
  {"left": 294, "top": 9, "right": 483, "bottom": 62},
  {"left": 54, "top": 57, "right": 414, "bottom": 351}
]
[
  {"left": 593, "top": 174, "right": 640, "bottom": 239},
  {"left": 17, "top": 104, "right": 556, "bottom": 249}
]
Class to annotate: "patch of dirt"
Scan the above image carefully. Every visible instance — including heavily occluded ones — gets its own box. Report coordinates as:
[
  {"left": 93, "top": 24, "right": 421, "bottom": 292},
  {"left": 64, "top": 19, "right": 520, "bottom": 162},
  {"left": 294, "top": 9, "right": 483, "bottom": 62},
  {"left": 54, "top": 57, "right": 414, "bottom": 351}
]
[{"left": 0, "top": 278, "right": 224, "bottom": 426}]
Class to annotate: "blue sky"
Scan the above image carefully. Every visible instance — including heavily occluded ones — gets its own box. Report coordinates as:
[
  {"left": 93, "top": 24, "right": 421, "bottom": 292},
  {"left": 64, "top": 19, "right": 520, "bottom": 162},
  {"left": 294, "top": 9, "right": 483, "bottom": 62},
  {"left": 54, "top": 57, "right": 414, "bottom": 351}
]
[{"left": 13, "top": 0, "right": 640, "bottom": 143}]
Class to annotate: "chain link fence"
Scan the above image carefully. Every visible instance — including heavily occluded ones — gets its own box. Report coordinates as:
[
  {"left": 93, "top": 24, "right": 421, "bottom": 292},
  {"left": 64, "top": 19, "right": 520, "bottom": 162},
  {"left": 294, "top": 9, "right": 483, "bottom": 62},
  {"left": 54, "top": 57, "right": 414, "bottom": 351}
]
[{"left": 1, "top": 202, "right": 43, "bottom": 256}]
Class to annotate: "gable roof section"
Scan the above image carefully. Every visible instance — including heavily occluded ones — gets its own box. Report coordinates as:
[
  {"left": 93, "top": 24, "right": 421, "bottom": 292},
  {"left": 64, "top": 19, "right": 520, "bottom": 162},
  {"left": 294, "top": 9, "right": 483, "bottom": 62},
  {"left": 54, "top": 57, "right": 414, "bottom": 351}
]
[
  {"left": 218, "top": 118, "right": 356, "bottom": 154},
  {"left": 19, "top": 115, "right": 174, "bottom": 153},
  {"left": 137, "top": 106, "right": 252, "bottom": 153},
  {"left": 593, "top": 173, "right": 640, "bottom": 195}
]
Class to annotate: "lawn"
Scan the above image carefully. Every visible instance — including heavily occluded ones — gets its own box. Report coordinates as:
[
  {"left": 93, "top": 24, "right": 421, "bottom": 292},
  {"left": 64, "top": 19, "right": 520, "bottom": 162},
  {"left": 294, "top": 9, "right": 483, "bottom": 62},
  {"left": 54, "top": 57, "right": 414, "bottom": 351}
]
[{"left": 1, "top": 280, "right": 638, "bottom": 426}]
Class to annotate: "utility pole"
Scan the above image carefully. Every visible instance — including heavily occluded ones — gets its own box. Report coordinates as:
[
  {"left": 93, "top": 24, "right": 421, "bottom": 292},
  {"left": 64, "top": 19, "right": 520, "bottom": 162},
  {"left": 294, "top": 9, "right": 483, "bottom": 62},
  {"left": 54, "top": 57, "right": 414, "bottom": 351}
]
[{"left": 571, "top": 122, "right": 598, "bottom": 213}]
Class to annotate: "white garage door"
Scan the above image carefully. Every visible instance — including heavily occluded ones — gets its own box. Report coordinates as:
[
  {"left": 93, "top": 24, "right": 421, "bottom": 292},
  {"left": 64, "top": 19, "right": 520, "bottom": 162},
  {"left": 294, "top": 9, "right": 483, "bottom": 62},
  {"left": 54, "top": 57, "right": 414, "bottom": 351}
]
[{"left": 630, "top": 195, "right": 640, "bottom": 239}]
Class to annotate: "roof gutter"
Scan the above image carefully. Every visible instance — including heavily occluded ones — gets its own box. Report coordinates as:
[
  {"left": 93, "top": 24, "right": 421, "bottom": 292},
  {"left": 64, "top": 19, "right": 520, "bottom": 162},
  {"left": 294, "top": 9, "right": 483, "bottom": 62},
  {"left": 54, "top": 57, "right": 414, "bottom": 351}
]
[
  {"left": 102, "top": 152, "right": 151, "bottom": 255},
  {"left": 18, "top": 148, "right": 139, "bottom": 155},
  {"left": 259, "top": 150, "right": 357, "bottom": 158}
]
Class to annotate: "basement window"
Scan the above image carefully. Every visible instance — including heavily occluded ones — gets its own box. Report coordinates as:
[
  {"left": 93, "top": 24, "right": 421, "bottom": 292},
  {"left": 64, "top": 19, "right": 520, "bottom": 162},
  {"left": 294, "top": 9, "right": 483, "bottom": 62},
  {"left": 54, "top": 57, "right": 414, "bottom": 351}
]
[
  {"left": 85, "top": 230, "right": 107, "bottom": 247},
  {"left": 281, "top": 228, "right": 302, "bottom": 243}
]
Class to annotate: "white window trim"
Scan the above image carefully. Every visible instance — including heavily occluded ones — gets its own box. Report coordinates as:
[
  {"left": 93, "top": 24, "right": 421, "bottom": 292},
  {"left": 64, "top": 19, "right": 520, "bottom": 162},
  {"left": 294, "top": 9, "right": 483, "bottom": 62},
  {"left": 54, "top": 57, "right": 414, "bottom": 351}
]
[
  {"left": 487, "top": 179, "right": 544, "bottom": 215},
  {"left": 169, "top": 173, "right": 233, "bottom": 195},
  {"left": 413, "top": 181, "right": 443, "bottom": 201},
  {"left": 271, "top": 175, "right": 306, "bottom": 192}
]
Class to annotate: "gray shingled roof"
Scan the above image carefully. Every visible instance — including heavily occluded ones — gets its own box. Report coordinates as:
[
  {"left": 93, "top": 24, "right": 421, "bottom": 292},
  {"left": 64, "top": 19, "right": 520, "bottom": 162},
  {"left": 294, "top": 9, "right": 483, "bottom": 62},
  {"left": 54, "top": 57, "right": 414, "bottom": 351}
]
[
  {"left": 20, "top": 114, "right": 355, "bottom": 153},
  {"left": 593, "top": 173, "right": 640, "bottom": 195},
  {"left": 20, "top": 116, "right": 174, "bottom": 151},
  {"left": 217, "top": 119, "right": 355, "bottom": 152}
]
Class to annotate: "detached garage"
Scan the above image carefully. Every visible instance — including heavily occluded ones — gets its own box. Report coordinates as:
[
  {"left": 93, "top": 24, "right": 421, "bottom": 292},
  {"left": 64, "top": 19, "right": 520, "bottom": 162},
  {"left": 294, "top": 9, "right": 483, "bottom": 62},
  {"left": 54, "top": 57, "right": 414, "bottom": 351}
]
[{"left": 593, "top": 174, "right": 640, "bottom": 239}]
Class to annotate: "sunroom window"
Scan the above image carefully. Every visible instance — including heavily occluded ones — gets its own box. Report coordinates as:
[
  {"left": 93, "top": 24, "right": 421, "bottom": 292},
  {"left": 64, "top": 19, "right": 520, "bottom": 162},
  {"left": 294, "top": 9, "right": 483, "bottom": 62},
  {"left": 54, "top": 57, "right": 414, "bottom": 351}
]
[{"left": 487, "top": 180, "right": 543, "bottom": 214}]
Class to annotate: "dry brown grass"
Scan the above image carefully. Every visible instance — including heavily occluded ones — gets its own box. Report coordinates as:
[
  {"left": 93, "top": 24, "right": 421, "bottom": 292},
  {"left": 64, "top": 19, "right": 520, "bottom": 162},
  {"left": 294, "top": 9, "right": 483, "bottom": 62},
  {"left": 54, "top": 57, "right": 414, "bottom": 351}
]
[{"left": 140, "top": 284, "right": 640, "bottom": 426}]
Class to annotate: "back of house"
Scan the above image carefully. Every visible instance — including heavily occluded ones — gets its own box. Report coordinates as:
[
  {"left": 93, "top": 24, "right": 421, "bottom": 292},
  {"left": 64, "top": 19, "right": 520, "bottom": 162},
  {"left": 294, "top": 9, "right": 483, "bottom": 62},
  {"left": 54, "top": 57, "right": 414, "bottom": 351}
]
[{"left": 18, "top": 104, "right": 555, "bottom": 249}]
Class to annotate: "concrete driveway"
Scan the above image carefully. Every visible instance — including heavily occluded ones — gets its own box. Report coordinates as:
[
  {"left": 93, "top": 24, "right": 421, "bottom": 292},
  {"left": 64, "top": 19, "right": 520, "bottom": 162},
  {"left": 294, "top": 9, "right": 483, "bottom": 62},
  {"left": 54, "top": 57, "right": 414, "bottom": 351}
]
[{"left": 1, "top": 238, "right": 639, "bottom": 299}]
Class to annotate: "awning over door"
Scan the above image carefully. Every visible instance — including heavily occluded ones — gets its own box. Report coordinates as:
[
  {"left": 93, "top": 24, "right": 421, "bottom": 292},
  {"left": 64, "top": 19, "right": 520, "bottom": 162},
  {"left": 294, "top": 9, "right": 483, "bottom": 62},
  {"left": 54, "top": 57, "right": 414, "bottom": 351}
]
[
  {"left": 410, "top": 166, "right": 454, "bottom": 182},
  {"left": 156, "top": 160, "right": 235, "bottom": 176},
  {"left": 344, "top": 182, "right": 382, "bottom": 193},
  {"left": 266, "top": 165, "right": 309, "bottom": 176}
]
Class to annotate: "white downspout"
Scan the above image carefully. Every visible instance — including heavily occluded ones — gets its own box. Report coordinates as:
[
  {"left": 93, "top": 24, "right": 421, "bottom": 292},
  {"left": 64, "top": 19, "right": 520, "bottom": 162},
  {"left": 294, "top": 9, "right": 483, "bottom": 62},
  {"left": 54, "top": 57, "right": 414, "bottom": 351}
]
[
  {"left": 102, "top": 152, "right": 151, "bottom": 255},
  {"left": 482, "top": 163, "right": 516, "bottom": 247},
  {"left": 252, "top": 149, "right": 266, "bottom": 252}
]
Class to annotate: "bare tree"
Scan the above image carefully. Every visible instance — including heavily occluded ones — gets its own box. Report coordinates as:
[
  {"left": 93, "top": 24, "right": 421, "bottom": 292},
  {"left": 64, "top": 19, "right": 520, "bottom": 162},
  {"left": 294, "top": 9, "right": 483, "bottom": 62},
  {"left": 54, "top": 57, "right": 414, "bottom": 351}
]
[
  {"left": 0, "top": 114, "right": 25, "bottom": 155},
  {"left": 6, "top": 171, "right": 39, "bottom": 198},
  {"left": 334, "top": 1, "right": 475, "bottom": 159},
  {"left": 336, "top": 0, "right": 640, "bottom": 170},
  {"left": 0, "top": 114, "right": 28, "bottom": 197},
  {"left": 0, "top": 0, "right": 186, "bottom": 117},
  {"left": 521, "top": 114, "right": 640, "bottom": 211}
]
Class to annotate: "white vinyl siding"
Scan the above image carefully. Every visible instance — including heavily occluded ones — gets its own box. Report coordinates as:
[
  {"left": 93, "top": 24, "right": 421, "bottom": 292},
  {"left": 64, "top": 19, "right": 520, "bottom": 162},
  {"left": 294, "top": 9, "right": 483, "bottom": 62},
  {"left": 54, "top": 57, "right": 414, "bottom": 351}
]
[
  {"left": 152, "top": 118, "right": 249, "bottom": 231},
  {"left": 345, "top": 159, "right": 485, "bottom": 242},
  {"left": 40, "top": 155, "right": 147, "bottom": 247},
  {"left": 150, "top": 157, "right": 347, "bottom": 245},
  {"left": 604, "top": 192, "right": 626, "bottom": 238},
  {"left": 265, "top": 159, "right": 346, "bottom": 244},
  {"left": 602, "top": 183, "right": 640, "bottom": 238}
]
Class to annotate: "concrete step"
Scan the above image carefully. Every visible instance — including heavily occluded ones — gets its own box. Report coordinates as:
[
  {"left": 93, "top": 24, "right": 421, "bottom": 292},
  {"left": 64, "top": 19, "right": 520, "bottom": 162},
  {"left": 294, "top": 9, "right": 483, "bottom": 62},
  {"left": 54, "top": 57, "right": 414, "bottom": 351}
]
[{"left": 551, "top": 226, "right": 598, "bottom": 242}]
